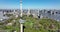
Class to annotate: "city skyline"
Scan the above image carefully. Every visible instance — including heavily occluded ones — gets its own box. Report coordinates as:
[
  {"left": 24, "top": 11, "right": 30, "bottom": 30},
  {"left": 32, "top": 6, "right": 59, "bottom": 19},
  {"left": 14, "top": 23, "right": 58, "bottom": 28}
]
[{"left": 0, "top": 0, "right": 60, "bottom": 9}]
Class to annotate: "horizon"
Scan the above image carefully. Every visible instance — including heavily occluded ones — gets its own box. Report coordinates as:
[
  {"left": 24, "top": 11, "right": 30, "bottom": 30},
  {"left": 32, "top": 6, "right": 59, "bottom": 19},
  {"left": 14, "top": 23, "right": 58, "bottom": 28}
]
[{"left": 0, "top": 0, "right": 60, "bottom": 9}]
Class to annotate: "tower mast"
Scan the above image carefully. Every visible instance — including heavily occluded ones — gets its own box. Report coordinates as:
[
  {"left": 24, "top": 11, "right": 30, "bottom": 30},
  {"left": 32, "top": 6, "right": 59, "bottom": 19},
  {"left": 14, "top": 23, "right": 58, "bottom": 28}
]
[{"left": 20, "top": 0, "right": 22, "bottom": 17}]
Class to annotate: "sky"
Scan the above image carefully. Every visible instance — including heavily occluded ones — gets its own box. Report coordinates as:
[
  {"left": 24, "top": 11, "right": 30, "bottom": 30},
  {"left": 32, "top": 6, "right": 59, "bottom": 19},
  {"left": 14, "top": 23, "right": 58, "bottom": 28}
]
[{"left": 0, "top": 0, "right": 60, "bottom": 9}]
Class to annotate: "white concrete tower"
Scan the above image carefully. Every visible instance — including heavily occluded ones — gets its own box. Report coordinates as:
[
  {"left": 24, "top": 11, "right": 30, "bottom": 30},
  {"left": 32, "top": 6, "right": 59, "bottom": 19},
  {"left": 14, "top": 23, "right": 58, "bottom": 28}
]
[
  {"left": 54, "top": 11, "right": 56, "bottom": 15},
  {"left": 51, "top": 11, "right": 53, "bottom": 15},
  {"left": 20, "top": 0, "right": 22, "bottom": 17},
  {"left": 13, "top": 10, "right": 15, "bottom": 14},
  {"left": 20, "top": 0, "right": 23, "bottom": 32},
  {"left": 13, "top": 10, "right": 15, "bottom": 15},
  {"left": 38, "top": 9, "right": 39, "bottom": 16},
  {"left": 19, "top": 19, "right": 25, "bottom": 32},
  {"left": 27, "top": 8, "right": 30, "bottom": 16},
  {"left": 14, "top": 9, "right": 15, "bottom": 12}
]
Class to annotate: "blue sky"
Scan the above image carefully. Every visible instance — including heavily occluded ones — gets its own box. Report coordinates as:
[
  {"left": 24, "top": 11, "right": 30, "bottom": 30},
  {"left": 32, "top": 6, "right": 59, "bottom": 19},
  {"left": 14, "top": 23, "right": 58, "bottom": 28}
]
[
  {"left": 0, "top": 0, "right": 60, "bottom": 9},
  {"left": 0, "top": 0, "right": 20, "bottom": 9}
]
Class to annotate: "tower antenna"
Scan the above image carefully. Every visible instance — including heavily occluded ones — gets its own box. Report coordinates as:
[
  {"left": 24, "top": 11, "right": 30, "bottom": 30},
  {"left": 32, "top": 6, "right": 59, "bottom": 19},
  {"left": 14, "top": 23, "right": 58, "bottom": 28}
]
[{"left": 20, "top": 0, "right": 22, "bottom": 17}]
